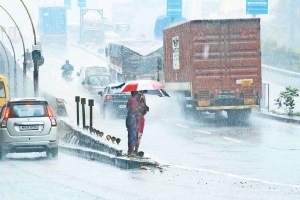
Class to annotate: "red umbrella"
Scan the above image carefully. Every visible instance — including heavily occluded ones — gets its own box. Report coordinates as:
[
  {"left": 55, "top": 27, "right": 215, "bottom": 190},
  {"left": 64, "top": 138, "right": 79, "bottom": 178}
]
[{"left": 121, "top": 80, "right": 164, "bottom": 92}]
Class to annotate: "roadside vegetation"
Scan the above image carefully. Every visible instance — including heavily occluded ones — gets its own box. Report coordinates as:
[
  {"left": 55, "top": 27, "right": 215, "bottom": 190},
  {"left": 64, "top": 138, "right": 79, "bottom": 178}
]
[
  {"left": 262, "top": 39, "right": 300, "bottom": 72},
  {"left": 270, "top": 109, "right": 300, "bottom": 117},
  {"left": 261, "top": 1, "right": 300, "bottom": 72},
  {"left": 274, "top": 86, "right": 299, "bottom": 116}
]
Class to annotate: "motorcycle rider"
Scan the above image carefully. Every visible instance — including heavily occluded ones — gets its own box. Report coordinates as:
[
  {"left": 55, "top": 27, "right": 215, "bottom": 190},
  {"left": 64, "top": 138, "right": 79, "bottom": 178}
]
[{"left": 61, "top": 60, "right": 74, "bottom": 80}]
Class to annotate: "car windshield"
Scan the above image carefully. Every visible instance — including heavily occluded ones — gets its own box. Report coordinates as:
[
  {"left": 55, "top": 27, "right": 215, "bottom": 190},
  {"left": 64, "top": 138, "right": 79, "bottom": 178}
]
[
  {"left": 111, "top": 87, "right": 123, "bottom": 94},
  {"left": 87, "top": 75, "right": 111, "bottom": 86},
  {"left": 85, "top": 66, "right": 108, "bottom": 76},
  {"left": 10, "top": 103, "right": 46, "bottom": 118}
]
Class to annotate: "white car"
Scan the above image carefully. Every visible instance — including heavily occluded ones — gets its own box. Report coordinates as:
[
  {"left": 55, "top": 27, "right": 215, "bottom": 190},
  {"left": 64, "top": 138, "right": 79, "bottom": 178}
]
[
  {"left": 80, "top": 74, "right": 112, "bottom": 96},
  {"left": 77, "top": 65, "right": 109, "bottom": 84},
  {"left": 0, "top": 98, "right": 58, "bottom": 159}
]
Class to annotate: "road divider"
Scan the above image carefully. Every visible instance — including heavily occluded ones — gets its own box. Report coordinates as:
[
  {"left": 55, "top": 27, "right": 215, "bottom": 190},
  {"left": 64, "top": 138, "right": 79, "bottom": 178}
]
[
  {"left": 57, "top": 119, "right": 159, "bottom": 169},
  {"left": 39, "top": 92, "right": 158, "bottom": 169}
]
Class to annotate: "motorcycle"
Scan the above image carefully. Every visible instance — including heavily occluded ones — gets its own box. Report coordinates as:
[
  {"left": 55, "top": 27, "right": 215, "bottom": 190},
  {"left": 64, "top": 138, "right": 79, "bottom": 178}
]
[{"left": 62, "top": 70, "right": 73, "bottom": 81}]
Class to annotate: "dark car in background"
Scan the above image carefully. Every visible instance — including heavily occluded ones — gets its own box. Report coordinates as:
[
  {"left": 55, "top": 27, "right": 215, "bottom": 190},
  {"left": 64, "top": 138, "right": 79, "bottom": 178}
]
[
  {"left": 80, "top": 74, "right": 112, "bottom": 96},
  {"left": 99, "top": 84, "right": 131, "bottom": 119}
]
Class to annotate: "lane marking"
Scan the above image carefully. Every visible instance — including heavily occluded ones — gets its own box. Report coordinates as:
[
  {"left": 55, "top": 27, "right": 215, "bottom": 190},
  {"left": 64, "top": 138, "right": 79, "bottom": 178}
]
[
  {"left": 176, "top": 123, "right": 188, "bottom": 128},
  {"left": 172, "top": 164, "right": 300, "bottom": 189},
  {"left": 196, "top": 130, "right": 212, "bottom": 135},
  {"left": 223, "top": 137, "right": 241, "bottom": 143}
]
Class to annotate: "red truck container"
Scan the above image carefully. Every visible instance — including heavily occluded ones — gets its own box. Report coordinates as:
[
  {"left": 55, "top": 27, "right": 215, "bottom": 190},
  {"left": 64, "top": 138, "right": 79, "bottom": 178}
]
[{"left": 163, "top": 18, "right": 262, "bottom": 121}]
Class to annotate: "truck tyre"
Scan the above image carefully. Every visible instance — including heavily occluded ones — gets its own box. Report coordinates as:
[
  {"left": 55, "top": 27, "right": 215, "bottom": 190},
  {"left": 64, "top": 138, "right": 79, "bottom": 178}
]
[
  {"left": 227, "top": 110, "right": 251, "bottom": 123},
  {"left": 239, "top": 109, "right": 251, "bottom": 121},
  {"left": 214, "top": 111, "right": 222, "bottom": 120},
  {"left": 227, "top": 110, "right": 237, "bottom": 123}
]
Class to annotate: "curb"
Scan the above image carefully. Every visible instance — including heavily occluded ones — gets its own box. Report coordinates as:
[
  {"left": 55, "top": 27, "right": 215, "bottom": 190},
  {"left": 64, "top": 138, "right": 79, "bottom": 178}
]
[
  {"left": 59, "top": 144, "right": 158, "bottom": 169},
  {"left": 256, "top": 111, "right": 300, "bottom": 124},
  {"left": 58, "top": 119, "right": 122, "bottom": 156},
  {"left": 57, "top": 119, "right": 159, "bottom": 169}
]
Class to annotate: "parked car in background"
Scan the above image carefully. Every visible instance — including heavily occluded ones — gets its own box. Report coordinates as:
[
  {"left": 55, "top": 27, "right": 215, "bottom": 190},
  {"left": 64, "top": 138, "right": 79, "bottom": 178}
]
[
  {"left": 99, "top": 83, "right": 131, "bottom": 119},
  {"left": 0, "top": 98, "right": 58, "bottom": 159},
  {"left": 81, "top": 74, "right": 112, "bottom": 96}
]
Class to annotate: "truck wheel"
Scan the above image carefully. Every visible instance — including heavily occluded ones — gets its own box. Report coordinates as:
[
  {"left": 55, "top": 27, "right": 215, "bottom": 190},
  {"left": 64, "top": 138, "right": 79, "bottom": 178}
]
[
  {"left": 214, "top": 111, "right": 222, "bottom": 119},
  {"left": 184, "top": 107, "right": 194, "bottom": 120},
  {"left": 239, "top": 109, "right": 251, "bottom": 121},
  {"left": 227, "top": 110, "right": 251, "bottom": 124},
  {"left": 227, "top": 110, "right": 237, "bottom": 123}
]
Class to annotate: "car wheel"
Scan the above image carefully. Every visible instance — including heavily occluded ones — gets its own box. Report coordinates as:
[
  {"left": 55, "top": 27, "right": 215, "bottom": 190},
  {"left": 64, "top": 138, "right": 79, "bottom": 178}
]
[
  {"left": 46, "top": 150, "right": 51, "bottom": 158},
  {"left": 51, "top": 147, "right": 58, "bottom": 158},
  {"left": 104, "top": 107, "right": 110, "bottom": 119},
  {"left": 0, "top": 149, "right": 6, "bottom": 160}
]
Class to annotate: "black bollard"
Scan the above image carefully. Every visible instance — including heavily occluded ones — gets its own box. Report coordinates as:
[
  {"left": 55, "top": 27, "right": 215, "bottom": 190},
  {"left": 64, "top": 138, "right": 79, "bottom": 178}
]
[
  {"left": 75, "top": 96, "right": 80, "bottom": 126},
  {"left": 81, "top": 98, "right": 86, "bottom": 129},
  {"left": 88, "top": 99, "right": 94, "bottom": 134}
]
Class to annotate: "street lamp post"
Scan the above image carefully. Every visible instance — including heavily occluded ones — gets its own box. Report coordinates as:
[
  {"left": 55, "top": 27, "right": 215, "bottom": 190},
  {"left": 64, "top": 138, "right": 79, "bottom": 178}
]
[
  {"left": 0, "top": 5, "right": 27, "bottom": 96},
  {"left": 0, "top": 40, "right": 10, "bottom": 77},
  {"left": 0, "top": 25, "right": 17, "bottom": 97},
  {"left": 19, "top": 0, "right": 39, "bottom": 97}
]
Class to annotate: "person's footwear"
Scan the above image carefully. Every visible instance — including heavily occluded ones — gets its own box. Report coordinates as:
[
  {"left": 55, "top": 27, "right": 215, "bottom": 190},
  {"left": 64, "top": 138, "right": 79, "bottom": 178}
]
[
  {"left": 134, "top": 144, "right": 140, "bottom": 154},
  {"left": 137, "top": 151, "right": 144, "bottom": 157},
  {"left": 127, "top": 152, "right": 135, "bottom": 157}
]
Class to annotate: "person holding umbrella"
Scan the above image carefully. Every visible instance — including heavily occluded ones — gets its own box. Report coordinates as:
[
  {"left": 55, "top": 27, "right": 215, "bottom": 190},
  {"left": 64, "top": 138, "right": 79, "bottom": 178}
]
[
  {"left": 126, "top": 91, "right": 140, "bottom": 157},
  {"left": 134, "top": 91, "right": 149, "bottom": 155},
  {"left": 122, "top": 80, "right": 168, "bottom": 157}
]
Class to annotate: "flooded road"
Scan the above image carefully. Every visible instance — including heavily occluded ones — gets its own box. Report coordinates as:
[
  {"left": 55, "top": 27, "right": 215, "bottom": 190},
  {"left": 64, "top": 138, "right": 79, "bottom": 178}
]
[{"left": 3, "top": 42, "right": 299, "bottom": 199}]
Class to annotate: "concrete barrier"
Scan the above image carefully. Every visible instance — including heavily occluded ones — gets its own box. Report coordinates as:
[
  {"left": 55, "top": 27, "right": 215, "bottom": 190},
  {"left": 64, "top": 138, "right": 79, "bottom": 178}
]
[
  {"left": 58, "top": 119, "right": 122, "bottom": 156},
  {"left": 59, "top": 144, "right": 158, "bottom": 169},
  {"left": 57, "top": 119, "right": 159, "bottom": 169},
  {"left": 255, "top": 110, "right": 300, "bottom": 124}
]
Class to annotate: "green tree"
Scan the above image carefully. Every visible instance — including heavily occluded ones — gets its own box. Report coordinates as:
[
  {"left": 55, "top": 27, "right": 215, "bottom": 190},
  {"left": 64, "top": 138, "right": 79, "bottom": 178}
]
[{"left": 274, "top": 86, "right": 299, "bottom": 115}]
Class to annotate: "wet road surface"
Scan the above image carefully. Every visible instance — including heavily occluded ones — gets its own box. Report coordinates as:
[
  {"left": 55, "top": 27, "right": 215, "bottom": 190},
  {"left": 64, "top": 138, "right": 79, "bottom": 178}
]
[{"left": 2, "top": 41, "right": 300, "bottom": 199}]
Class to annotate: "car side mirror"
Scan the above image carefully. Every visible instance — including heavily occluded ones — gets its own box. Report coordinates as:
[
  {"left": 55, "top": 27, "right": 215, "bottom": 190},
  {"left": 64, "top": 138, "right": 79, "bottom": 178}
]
[{"left": 98, "top": 91, "right": 103, "bottom": 96}]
